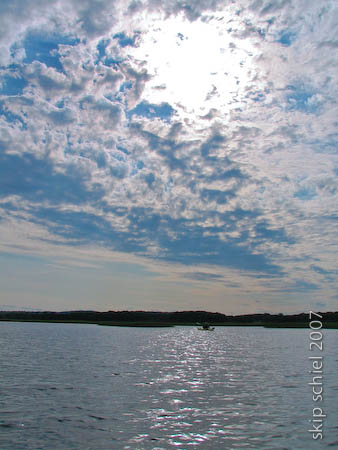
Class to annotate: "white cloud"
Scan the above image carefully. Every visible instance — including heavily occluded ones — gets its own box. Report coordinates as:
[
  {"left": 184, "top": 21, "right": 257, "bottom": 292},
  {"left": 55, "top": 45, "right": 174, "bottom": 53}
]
[{"left": 0, "top": 0, "right": 337, "bottom": 311}]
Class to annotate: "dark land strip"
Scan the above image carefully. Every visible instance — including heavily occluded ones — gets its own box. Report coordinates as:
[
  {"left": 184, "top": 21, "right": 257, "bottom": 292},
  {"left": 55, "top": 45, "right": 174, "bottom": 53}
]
[{"left": 0, "top": 310, "right": 337, "bottom": 328}]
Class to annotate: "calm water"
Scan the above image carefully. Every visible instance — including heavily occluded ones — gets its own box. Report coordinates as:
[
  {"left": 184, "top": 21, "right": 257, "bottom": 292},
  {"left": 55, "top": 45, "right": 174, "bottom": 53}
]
[{"left": 0, "top": 322, "right": 337, "bottom": 449}]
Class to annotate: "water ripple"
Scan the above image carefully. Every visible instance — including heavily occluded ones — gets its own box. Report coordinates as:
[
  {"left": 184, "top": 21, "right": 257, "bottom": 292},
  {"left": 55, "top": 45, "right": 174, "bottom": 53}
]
[{"left": 0, "top": 323, "right": 337, "bottom": 449}]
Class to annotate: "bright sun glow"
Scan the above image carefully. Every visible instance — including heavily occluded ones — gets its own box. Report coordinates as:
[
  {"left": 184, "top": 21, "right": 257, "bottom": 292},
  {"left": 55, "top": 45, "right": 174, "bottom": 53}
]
[{"left": 129, "top": 14, "right": 260, "bottom": 117}]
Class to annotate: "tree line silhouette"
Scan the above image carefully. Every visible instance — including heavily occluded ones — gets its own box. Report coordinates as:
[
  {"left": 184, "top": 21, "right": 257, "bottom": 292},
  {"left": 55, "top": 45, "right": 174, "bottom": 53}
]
[{"left": 0, "top": 310, "right": 337, "bottom": 327}]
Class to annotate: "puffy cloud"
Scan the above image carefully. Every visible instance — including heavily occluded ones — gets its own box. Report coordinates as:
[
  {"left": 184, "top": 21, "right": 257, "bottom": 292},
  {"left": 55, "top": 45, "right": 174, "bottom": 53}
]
[{"left": 0, "top": 0, "right": 337, "bottom": 311}]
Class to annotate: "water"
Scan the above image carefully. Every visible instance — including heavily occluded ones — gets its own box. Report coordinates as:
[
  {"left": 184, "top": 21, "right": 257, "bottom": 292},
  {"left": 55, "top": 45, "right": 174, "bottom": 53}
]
[{"left": 0, "top": 322, "right": 337, "bottom": 449}]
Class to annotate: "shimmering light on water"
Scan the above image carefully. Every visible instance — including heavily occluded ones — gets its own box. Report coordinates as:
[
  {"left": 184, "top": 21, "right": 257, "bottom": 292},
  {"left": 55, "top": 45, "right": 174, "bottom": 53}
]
[{"left": 0, "top": 322, "right": 337, "bottom": 449}]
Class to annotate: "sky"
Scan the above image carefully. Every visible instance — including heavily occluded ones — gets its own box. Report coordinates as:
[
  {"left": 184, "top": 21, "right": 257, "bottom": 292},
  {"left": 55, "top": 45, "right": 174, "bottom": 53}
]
[{"left": 0, "top": 0, "right": 337, "bottom": 314}]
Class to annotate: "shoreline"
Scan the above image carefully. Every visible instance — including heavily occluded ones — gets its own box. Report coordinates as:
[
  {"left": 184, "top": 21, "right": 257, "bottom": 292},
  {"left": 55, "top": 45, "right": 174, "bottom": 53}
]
[{"left": 1, "top": 318, "right": 337, "bottom": 329}]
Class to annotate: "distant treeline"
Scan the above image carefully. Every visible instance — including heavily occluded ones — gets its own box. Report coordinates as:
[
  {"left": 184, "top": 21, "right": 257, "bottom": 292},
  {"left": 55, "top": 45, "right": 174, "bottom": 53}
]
[{"left": 0, "top": 310, "right": 337, "bottom": 327}]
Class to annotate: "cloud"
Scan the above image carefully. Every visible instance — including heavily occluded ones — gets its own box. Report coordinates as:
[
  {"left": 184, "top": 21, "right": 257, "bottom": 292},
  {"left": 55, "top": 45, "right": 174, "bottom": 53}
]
[
  {"left": 0, "top": 152, "right": 101, "bottom": 204},
  {"left": 278, "top": 280, "right": 320, "bottom": 293},
  {"left": 20, "top": 31, "right": 80, "bottom": 72},
  {"left": 182, "top": 272, "right": 225, "bottom": 282},
  {"left": 0, "top": 0, "right": 337, "bottom": 311}
]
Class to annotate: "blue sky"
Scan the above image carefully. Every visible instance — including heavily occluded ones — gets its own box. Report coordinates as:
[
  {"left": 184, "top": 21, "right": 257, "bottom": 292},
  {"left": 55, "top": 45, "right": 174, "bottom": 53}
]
[{"left": 0, "top": 0, "right": 337, "bottom": 313}]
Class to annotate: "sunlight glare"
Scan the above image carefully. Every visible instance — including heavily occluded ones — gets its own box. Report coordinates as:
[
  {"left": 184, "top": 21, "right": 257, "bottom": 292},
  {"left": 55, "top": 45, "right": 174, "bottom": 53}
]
[{"left": 129, "top": 13, "right": 259, "bottom": 117}]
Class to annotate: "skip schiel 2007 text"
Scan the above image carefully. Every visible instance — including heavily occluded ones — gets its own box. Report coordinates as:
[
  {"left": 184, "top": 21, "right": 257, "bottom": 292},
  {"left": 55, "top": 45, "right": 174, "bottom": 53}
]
[{"left": 308, "top": 311, "right": 325, "bottom": 440}]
